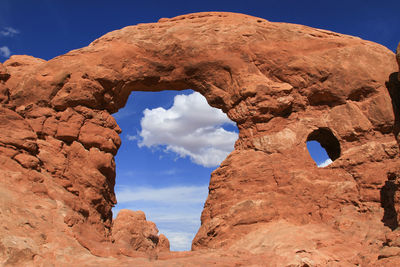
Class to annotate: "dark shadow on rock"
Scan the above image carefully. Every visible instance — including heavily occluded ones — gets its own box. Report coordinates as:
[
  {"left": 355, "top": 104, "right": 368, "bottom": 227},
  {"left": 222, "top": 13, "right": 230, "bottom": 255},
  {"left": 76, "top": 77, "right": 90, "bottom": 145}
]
[
  {"left": 380, "top": 173, "right": 399, "bottom": 230},
  {"left": 386, "top": 72, "right": 400, "bottom": 146}
]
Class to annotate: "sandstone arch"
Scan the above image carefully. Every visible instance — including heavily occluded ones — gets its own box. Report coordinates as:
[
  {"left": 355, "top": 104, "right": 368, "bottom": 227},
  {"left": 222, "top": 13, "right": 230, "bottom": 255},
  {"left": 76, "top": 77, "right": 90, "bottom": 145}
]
[{"left": 1, "top": 12, "right": 400, "bottom": 265}]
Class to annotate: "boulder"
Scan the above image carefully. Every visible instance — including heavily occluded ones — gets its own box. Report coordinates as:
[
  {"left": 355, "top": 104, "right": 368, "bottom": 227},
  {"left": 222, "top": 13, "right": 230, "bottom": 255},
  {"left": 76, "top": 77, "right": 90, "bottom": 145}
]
[{"left": 112, "top": 210, "right": 170, "bottom": 256}]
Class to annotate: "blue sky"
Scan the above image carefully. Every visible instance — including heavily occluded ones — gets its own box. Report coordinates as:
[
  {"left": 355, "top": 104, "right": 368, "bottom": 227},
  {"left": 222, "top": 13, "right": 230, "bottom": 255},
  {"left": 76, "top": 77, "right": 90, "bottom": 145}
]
[
  {"left": 113, "top": 90, "right": 238, "bottom": 250},
  {"left": 1, "top": 0, "right": 399, "bottom": 251}
]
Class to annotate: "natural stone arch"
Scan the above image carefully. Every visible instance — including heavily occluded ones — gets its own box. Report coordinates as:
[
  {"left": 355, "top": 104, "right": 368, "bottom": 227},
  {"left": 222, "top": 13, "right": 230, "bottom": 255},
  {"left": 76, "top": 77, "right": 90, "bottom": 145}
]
[{"left": 1, "top": 12, "right": 400, "bottom": 265}]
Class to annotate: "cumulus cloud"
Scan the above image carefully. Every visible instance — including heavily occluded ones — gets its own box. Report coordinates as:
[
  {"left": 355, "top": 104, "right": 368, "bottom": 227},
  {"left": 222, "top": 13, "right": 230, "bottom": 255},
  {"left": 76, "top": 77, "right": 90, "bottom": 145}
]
[
  {"left": 0, "top": 27, "right": 19, "bottom": 37},
  {"left": 136, "top": 92, "right": 238, "bottom": 167},
  {"left": 0, "top": 46, "right": 11, "bottom": 58},
  {"left": 318, "top": 158, "right": 333, "bottom": 167},
  {"left": 114, "top": 184, "right": 208, "bottom": 251}
]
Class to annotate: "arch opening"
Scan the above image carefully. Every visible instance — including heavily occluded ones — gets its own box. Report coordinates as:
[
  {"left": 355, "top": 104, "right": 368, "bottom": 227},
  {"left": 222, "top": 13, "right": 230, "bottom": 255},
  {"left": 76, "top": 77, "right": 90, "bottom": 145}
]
[
  {"left": 306, "top": 128, "right": 340, "bottom": 167},
  {"left": 111, "top": 89, "right": 239, "bottom": 251}
]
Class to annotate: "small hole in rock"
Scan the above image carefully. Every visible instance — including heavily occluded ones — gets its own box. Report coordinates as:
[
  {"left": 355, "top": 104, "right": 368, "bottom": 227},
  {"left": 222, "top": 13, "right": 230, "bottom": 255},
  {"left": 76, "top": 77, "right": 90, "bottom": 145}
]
[{"left": 306, "top": 128, "right": 340, "bottom": 167}]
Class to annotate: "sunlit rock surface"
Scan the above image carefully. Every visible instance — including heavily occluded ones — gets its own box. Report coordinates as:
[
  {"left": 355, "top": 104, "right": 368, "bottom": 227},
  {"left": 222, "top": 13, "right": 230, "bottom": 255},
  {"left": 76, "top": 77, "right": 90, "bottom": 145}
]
[{"left": 0, "top": 12, "right": 399, "bottom": 266}]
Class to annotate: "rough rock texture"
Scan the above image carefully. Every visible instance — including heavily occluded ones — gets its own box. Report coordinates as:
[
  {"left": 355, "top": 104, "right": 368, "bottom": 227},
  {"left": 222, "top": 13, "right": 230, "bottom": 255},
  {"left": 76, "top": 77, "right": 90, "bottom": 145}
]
[
  {"left": 0, "top": 12, "right": 399, "bottom": 266},
  {"left": 112, "top": 210, "right": 170, "bottom": 255}
]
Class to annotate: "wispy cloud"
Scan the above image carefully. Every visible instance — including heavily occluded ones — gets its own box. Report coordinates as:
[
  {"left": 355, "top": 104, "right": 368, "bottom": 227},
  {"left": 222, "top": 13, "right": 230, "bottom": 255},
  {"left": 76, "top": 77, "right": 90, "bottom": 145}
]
[
  {"left": 160, "top": 168, "right": 180, "bottom": 176},
  {"left": 0, "top": 27, "right": 19, "bottom": 37},
  {"left": 116, "top": 184, "right": 208, "bottom": 204},
  {"left": 0, "top": 27, "right": 19, "bottom": 58},
  {"left": 126, "top": 134, "right": 137, "bottom": 141},
  {"left": 135, "top": 92, "right": 238, "bottom": 167},
  {"left": 0, "top": 46, "right": 11, "bottom": 58},
  {"left": 318, "top": 158, "right": 333, "bottom": 167}
]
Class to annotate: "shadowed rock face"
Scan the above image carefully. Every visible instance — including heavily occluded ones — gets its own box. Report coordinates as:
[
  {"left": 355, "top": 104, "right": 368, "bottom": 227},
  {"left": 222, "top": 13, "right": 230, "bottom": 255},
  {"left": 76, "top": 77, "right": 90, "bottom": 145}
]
[
  {"left": 397, "top": 42, "right": 400, "bottom": 75},
  {"left": 0, "top": 12, "right": 399, "bottom": 266}
]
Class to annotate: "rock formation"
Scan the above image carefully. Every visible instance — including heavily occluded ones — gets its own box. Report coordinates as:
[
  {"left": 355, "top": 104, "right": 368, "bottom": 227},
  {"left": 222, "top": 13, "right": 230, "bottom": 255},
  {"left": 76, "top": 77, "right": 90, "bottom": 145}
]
[
  {"left": 112, "top": 210, "right": 170, "bottom": 255},
  {"left": 0, "top": 12, "right": 399, "bottom": 266}
]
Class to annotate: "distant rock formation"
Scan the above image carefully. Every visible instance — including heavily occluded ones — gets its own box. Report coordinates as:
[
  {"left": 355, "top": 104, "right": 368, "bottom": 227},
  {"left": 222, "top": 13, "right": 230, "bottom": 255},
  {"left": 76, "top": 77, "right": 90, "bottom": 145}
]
[
  {"left": 0, "top": 12, "right": 399, "bottom": 266},
  {"left": 112, "top": 210, "right": 170, "bottom": 255}
]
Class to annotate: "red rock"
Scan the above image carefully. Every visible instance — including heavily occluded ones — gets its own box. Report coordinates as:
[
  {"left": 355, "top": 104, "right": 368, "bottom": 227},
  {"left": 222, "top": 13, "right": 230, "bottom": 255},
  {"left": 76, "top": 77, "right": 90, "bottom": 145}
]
[
  {"left": 51, "top": 74, "right": 105, "bottom": 111},
  {"left": 112, "top": 210, "right": 170, "bottom": 256},
  {"left": 14, "top": 153, "right": 40, "bottom": 169},
  {"left": 55, "top": 108, "right": 84, "bottom": 142},
  {"left": 41, "top": 116, "right": 58, "bottom": 136},
  {"left": 36, "top": 137, "right": 66, "bottom": 175},
  {"left": 0, "top": 63, "right": 10, "bottom": 81},
  {"left": 0, "top": 12, "right": 399, "bottom": 266},
  {"left": 0, "top": 145, "right": 19, "bottom": 158},
  {"left": 0, "top": 85, "right": 9, "bottom": 104},
  {"left": 3, "top": 56, "right": 46, "bottom": 106},
  {"left": 0, "top": 63, "right": 10, "bottom": 104},
  {"left": 0, "top": 107, "right": 37, "bottom": 153},
  {"left": 158, "top": 234, "right": 170, "bottom": 252},
  {"left": 78, "top": 121, "right": 121, "bottom": 154}
]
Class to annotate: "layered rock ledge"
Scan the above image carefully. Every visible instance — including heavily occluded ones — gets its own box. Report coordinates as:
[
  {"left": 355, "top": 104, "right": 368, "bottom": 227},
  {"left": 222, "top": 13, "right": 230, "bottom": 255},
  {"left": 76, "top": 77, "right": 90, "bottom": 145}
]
[{"left": 0, "top": 12, "right": 399, "bottom": 266}]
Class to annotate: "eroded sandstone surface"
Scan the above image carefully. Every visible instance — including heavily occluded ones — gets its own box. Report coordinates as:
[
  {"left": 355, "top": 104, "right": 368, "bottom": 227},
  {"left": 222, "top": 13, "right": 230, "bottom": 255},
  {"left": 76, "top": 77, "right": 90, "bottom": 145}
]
[{"left": 0, "top": 12, "right": 399, "bottom": 266}]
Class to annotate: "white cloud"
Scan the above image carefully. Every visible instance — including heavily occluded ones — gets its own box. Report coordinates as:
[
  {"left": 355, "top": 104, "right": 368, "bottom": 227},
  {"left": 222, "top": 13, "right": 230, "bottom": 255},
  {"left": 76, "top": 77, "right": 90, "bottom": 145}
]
[
  {"left": 126, "top": 134, "right": 137, "bottom": 141},
  {"left": 0, "top": 27, "right": 19, "bottom": 37},
  {"left": 137, "top": 92, "right": 238, "bottom": 167},
  {"left": 114, "top": 184, "right": 208, "bottom": 251},
  {"left": 160, "top": 168, "right": 179, "bottom": 176},
  {"left": 0, "top": 46, "right": 11, "bottom": 58},
  {"left": 318, "top": 158, "right": 333, "bottom": 167}
]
